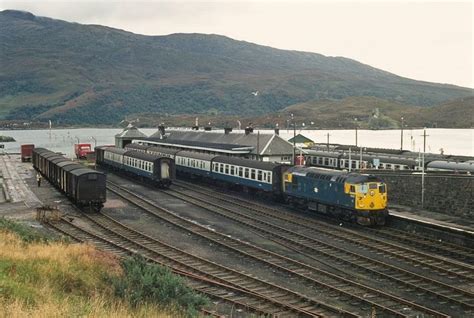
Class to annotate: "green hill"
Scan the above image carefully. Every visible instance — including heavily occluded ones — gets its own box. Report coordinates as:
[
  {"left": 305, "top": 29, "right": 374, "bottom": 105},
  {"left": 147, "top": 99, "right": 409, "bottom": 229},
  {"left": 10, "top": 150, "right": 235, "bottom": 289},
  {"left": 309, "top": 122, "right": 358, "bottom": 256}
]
[{"left": 1, "top": 10, "right": 472, "bottom": 125}]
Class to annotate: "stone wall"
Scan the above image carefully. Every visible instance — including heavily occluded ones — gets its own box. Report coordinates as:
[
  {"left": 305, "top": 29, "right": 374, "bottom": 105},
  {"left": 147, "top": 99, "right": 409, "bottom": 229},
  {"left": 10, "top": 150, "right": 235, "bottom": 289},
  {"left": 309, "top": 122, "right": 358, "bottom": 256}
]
[{"left": 370, "top": 171, "right": 473, "bottom": 219}]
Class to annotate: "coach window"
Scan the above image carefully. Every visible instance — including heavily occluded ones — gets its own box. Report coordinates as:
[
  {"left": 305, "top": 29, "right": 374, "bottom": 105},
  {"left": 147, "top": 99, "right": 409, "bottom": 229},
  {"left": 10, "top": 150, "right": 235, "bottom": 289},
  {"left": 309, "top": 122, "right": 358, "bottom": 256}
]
[
  {"left": 251, "top": 169, "right": 256, "bottom": 180},
  {"left": 238, "top": 167, "right": 243, "bottom": 177},
  {"left": 230, "top": 166, "right": 235, "bottom": 175},
  {"left": 225, "top": 165, "right": 229, "bottom": 174},
  {"left": 244, "top": 168, "right": 249, "bottom": 178},
  {"left": 219, "top": 164, "right": 223, "bottom": 173},
  {"left": 267, "top": 173, "right": 271, "bottom": 183}
]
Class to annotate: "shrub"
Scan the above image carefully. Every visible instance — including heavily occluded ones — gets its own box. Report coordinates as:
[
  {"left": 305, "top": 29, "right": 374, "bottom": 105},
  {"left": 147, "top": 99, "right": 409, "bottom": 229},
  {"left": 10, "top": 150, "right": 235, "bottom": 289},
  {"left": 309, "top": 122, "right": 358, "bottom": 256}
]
[{"left": 111, "top": 255, "right": 209, "bottom": 317}]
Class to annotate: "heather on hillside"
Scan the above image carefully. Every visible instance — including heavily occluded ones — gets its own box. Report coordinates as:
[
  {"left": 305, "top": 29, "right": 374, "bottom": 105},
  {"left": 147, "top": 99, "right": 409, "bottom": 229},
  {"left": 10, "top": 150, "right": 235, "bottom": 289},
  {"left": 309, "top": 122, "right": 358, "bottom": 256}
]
[{"left": 1, "top": 10, "right": 472, "bottom": 125}]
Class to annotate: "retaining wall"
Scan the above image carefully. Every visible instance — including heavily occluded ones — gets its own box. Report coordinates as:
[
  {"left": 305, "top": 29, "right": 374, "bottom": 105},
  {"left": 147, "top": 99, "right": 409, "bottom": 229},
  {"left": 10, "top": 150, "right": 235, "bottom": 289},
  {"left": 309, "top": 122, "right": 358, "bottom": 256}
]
[{"left": 370, "top": 171, "right": 473, "bottom": 219}]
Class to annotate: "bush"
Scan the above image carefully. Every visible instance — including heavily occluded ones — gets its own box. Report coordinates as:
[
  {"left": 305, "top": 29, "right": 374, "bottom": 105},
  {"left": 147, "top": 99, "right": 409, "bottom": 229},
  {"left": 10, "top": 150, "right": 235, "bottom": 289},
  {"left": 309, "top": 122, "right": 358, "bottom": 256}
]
[{"left": 111, "top": 255, "right": 209, "bottom": 317}]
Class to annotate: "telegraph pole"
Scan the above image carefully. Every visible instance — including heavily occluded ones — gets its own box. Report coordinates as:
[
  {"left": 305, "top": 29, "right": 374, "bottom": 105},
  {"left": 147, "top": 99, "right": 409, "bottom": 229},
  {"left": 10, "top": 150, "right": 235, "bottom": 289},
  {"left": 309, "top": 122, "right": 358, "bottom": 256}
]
[
  {"left": 400, "top": 117, "right": 404, "bottom": 151},
  {"left": 291, "top": 114, "right": 296, "bottom": 164},
  {"left": 421, "top": 128, "right": 429, "bottom": 208}
]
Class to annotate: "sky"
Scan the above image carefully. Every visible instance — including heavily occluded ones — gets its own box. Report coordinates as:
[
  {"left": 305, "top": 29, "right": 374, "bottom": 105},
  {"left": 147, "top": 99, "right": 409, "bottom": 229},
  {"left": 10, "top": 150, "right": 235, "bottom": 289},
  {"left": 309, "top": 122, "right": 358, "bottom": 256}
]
[{"left": 1, "top": 0, "right": 472, "bottom": 88}]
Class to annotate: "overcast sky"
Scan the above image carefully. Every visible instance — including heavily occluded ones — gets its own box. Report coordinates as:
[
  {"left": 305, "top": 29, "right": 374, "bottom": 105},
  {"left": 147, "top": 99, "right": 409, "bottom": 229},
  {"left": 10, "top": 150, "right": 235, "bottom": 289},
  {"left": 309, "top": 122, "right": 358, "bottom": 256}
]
[{"left": 1, "top": 0, "right": 472, "bottom": 88}]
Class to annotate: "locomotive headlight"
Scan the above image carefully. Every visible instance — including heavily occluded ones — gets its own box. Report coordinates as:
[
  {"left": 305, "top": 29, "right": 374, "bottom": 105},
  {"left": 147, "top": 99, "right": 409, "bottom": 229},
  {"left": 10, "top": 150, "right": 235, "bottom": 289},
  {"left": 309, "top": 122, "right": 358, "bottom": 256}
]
[{"left": 370, "top": 190, "right": 375, "bottom": 196}]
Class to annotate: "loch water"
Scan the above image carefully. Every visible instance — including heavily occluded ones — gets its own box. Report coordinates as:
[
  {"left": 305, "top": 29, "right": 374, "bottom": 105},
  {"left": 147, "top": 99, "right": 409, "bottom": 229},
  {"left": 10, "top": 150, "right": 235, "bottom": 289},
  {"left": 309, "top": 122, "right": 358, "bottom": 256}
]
[{"left": 0, "top": 128, "right": 472, "bottom": 158}]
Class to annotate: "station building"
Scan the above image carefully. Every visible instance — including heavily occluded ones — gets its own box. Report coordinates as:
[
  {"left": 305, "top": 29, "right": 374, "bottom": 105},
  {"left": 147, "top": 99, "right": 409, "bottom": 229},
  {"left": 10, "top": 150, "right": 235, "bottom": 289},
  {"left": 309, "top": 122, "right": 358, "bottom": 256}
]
[
  {"left": 128, "top": 127, "right": 295, "bottom": 163},
  {"left": 115, "top": 124, "right": 148, "bottom": 148}
]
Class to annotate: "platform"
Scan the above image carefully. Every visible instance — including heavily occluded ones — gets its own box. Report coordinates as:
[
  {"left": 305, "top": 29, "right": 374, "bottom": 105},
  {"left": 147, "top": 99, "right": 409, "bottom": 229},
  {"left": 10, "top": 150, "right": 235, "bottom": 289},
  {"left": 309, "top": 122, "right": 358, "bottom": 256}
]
[
  {"left": 389, "top": 204, "right": 474, "bottom": 246},
  {"left": 0, "top": 154, "right": 42, "bottom": 212}
]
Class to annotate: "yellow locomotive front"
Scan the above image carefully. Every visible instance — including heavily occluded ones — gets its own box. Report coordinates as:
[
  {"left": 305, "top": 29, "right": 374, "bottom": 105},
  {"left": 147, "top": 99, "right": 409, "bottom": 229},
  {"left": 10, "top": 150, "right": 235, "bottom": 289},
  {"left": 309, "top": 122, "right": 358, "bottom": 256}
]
[{"left": 345, "top": 179, "right": 388, "bottom": 226}]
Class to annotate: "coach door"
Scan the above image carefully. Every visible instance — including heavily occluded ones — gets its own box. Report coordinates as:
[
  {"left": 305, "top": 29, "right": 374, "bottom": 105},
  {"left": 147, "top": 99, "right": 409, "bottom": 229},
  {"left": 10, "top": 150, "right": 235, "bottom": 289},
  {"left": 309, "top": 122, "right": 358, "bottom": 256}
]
[{"left": 161, "top": 161, "right": 169, "bottom": 179}]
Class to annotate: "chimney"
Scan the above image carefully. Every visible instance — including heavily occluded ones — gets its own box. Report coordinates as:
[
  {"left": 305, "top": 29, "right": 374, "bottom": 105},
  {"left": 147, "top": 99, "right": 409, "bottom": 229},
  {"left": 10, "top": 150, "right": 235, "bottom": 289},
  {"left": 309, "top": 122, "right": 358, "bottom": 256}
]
[
  {"left": 244, "top": 127, "right": 254, "bottom": 135},
  {"left": 274, "top": 128, "right": 280, "bottom": 135},
  {"left": 224, "top": 127, "right": 232, "bottom": 134},
  {"left": 204, "top": 126, "right": 212, "bottom": 131},
  {"left": 158, "top": 125, "right": 166, "bottom": 138}
]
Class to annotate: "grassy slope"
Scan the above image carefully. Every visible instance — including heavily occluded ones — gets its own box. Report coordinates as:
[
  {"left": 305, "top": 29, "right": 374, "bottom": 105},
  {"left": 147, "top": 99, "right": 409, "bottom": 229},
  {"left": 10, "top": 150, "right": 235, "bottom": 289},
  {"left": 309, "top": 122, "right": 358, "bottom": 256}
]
[
  {"left": 1, "top": 10, "right": 472, "bottom": 125},
  {"left": 0, "top": 218, "right": 203, "bottom": 317}
]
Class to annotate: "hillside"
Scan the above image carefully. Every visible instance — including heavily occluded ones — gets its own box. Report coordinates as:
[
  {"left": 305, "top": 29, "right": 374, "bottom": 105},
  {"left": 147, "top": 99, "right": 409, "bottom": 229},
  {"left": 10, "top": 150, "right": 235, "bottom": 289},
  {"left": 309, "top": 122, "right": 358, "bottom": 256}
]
[
  {"left": 414, "top": 96, "right": 474, "bottom": 128},
  {"left": 0, "top": 9, "right": 472, "bottom": 125}
]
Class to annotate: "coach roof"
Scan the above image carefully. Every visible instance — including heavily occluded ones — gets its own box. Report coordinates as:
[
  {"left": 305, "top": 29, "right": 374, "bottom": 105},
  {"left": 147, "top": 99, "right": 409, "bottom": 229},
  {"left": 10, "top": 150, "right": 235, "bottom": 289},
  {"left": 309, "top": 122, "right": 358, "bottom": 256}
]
[{"left": 213, "top": 156, "right": 281, "bottom": 170}]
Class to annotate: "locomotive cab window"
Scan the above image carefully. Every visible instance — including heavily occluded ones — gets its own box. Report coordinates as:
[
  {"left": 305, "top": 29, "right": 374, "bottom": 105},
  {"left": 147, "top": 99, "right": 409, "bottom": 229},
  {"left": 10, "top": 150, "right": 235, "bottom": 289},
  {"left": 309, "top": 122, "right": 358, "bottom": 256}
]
[
  {"left": 379, "top": 185, "right": 386, "bottom": 193},
  {"left": 358, "top": 184, "right": 368, "bottom": 194},
  {"left": 350, "top": 185, "right": 356, "bottom": 193}
]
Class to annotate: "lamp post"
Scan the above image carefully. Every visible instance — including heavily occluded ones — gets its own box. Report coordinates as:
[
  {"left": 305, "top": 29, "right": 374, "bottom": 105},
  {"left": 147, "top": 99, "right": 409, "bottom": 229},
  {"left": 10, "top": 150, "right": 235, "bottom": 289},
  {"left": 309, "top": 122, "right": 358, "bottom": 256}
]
[
  {"left": 400, "top": 117, "right": 404, "bottom": 151},
  {"left": 90, "top": 136, "right": 97, "bottom": 148},
  {"left": 326, "top": 133, "right": 330, "bottom": 152}
]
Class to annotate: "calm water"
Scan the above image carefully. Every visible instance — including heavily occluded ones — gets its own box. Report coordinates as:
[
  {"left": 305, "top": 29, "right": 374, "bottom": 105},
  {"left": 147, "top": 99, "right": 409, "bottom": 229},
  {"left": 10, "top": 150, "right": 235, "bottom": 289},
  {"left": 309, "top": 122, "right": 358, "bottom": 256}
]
[{"left": 1, "top": 128, "right": 472, "bottom": 158}]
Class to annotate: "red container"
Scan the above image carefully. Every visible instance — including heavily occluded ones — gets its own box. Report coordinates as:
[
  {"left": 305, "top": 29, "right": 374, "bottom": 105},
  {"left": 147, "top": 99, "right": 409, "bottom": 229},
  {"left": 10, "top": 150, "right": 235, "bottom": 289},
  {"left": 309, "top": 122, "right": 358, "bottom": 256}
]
[
  {"left": 74, "top": 143, "right": 94, "bottom": 159},
  {"left": 21, "top": 144, "right": 35, "bottom": 162}
]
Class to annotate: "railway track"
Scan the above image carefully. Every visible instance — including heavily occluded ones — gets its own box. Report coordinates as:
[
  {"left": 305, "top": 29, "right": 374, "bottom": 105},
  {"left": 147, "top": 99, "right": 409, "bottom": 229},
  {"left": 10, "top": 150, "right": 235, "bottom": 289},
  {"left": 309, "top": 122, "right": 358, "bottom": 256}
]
[
  {"left": 161, "top": 182, "right": 474, "bottom": 314},
  {"left": 173, "top": 180, "right": 474, "bottom": 282},
  {"left": 175, "top": 179, "right": 474, "bottom": 265},
  {"left": 106, "top": 179, "right": 456, "bottom": 317},
  {"left": 46, "top": 216, "right": 328, "bottom": 317}
]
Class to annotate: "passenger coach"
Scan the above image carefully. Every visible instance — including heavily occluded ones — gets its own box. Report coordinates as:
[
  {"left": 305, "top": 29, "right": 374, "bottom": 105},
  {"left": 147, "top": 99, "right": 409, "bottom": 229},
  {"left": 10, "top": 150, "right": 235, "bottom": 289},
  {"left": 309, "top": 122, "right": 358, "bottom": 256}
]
[{"left": 95, "top": 146, "right": 175, "bottom": 188}]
